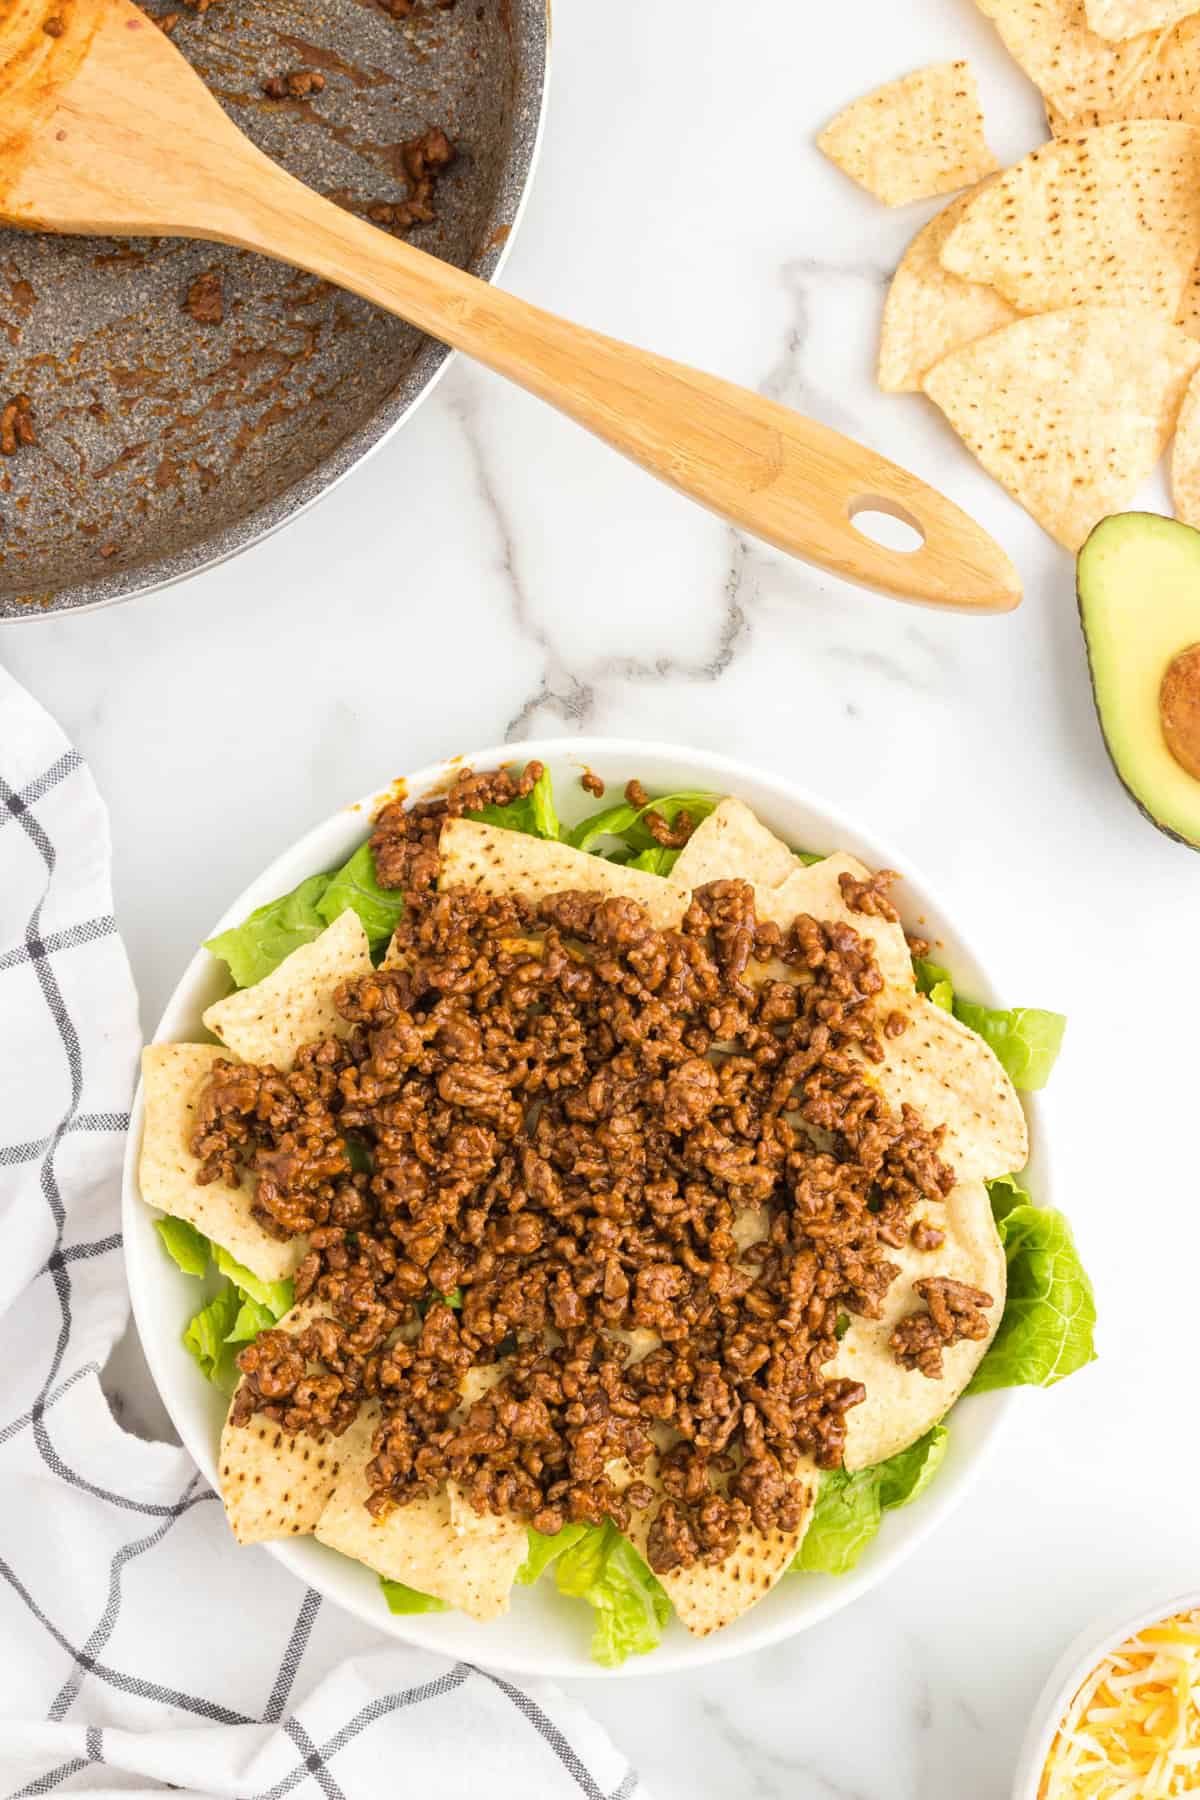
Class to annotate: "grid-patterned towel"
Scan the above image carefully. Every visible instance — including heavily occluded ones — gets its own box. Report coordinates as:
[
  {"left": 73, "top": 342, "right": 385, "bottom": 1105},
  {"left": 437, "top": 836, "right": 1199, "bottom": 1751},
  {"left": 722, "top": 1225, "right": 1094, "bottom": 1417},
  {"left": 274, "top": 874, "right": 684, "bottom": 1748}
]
[{"left": 0, "top": 666, "right": 648, "bottom": 1800}]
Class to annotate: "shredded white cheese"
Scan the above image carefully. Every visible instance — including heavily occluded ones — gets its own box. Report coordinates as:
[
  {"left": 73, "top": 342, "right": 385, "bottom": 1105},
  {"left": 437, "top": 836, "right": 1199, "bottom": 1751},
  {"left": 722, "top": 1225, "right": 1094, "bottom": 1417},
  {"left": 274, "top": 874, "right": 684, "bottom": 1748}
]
[{"left": 1041, "top": 1609, "right": 1200, "bottom": 1798}]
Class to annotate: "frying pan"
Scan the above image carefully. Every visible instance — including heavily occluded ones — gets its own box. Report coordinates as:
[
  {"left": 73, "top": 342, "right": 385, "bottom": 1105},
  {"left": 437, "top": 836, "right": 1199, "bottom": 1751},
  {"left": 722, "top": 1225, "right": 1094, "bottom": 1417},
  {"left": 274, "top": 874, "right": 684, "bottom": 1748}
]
[{"left": 0, "top": 0, "right": 548, "bottom": 618}]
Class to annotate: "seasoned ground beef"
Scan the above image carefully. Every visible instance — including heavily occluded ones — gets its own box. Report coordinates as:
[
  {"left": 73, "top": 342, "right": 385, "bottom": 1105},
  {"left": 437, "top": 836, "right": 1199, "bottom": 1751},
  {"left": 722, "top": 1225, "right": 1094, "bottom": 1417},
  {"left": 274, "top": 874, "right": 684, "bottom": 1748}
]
[
  {"left": 199, "top": 767, "right": 981, "bottom": 1574},
  {"left": 621, "top": 777, "right": 695, "bottom": 850},
  {"left": 890, "top": 1276, "right": 992, "bottom": 1378},
  {"left": 581, "top": 770, "right": 605, "bottom": 799},
  {"left": 262, "top": 69, "right": 326, "bottom": 98},
  {"left": 184, "top": 271, "right": 224, "bottom": 325},
  {"left": 367, "top": 127, "right": 456, "bottom": 234},
  {"left": 0, "top": 395, "right": 35, "bottom": 456},
  {"left": 838, "top": 869, "right": 901, "bottom": 922}
]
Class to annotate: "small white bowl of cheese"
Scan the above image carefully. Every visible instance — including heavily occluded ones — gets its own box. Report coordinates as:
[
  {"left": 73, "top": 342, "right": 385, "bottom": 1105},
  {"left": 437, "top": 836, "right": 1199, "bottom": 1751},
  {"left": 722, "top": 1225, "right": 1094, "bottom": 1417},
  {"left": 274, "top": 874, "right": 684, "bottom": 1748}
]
[{"left": 1014, "top": 1589, "right": 1200, "bottom": 1800}]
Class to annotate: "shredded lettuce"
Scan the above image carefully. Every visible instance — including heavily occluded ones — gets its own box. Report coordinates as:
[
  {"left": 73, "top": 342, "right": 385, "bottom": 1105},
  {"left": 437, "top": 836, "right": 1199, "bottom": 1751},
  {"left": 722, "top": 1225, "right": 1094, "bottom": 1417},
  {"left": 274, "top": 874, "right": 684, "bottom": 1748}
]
[
  {"left": 967, "top": 1178, "right": 1097, "bottom": 1393},
  {"left": 157, "top": 1221, "right": 294, "bottom": 1386},
  {"left": 154, "top": 1216, "right": 210, "bottom": 1277},
  {"left": 380, "top": 1577, "right": 448, "bottom": 1615},
  {"left": 554, "top": 1522, "right": 670, "bottom": 1667},
  {"left": 913, "top": 961, "right": 1065, "bottom": 1091},
  {"left": 204, "top": 873, "right": 333, "bottom": 990},
  {"left": 913, "top": 958, "right": 954, "bottom": 1012},
  {"left": 316, "top": 842, "right": 406, "bottom": 956},
  {"left": 517, "top": 1522, "right": 589, "bottom": 1586},
  {"left": 952, "top": 1001, "right": 1066, "bottom": 1092},
  {"left": 467, "top": 763, "right": 560, "bottom": 841},
  {"left": 794, "top": 1426, "right": 948, "bottom": 1576},
  {"left": 182, "top": 1284, "right": 243, "bottom": 1388},
  {"left": 211, "top": 1245, "right": 293, "bottom": 1319},
  {"left": 568, "top": 789, "right": 717, "bottom": 857}
]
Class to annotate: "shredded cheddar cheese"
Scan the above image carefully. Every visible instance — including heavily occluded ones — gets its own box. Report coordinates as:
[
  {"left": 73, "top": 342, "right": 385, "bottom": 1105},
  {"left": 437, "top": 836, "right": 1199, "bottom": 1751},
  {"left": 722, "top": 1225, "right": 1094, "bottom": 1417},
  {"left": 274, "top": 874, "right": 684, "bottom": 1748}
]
[{"left": 1041, "top": 1608, "right": 1200, "bottom": 1799}]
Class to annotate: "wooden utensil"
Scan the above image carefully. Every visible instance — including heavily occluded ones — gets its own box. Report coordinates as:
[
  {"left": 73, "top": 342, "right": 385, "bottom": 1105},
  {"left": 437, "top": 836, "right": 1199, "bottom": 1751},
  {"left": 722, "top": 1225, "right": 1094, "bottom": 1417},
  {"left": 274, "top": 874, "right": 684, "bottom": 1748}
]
[{"left": 0, "top": 0, "right": 1022, "bottom": 612}]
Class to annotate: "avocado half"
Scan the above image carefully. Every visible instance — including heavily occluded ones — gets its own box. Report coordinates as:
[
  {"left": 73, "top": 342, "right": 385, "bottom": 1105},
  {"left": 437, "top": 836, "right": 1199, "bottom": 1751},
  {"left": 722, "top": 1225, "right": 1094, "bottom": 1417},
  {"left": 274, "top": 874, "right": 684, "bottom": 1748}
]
[{"left": 1078, "top": 512, "right": 1200, "bottom": 850}]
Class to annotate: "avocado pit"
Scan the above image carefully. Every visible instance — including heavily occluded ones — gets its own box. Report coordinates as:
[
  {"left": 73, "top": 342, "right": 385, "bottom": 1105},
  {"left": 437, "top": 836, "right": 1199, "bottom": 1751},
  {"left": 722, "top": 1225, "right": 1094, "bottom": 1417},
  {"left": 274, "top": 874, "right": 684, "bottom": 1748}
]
[{"left": 1160, "top": 644, "right": 1200, "bottom": 782}]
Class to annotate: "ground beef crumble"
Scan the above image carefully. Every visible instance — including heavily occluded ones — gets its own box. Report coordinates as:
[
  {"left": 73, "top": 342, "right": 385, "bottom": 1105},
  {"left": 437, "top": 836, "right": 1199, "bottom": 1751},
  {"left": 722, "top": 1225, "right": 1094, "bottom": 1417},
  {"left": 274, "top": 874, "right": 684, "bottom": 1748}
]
[
  {"left": 262, "top": 69, "right": 326, "bottom": 98},
  {"left": 0, "top": 395, "right": 35, "bottom": 456},
  {"left": 890, "top": 1276, "right": 993, "bottom": 1378},
  {"left": 184, "top": 271, "right": 223, "bottom": 325},
  {"left": 198, "top": 766, "right": 982, "bottom": 1575},
  {"left": 367, "top": 127, "right": 456, "bottom": 234}
]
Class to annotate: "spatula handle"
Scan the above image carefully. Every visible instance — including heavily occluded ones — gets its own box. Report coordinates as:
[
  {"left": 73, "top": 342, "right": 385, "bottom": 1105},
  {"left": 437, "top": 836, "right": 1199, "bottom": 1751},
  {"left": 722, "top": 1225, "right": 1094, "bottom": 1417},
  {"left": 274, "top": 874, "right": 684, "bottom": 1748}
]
[{"left": 222, "top": 171, "right": 1018, "bottom": 611}]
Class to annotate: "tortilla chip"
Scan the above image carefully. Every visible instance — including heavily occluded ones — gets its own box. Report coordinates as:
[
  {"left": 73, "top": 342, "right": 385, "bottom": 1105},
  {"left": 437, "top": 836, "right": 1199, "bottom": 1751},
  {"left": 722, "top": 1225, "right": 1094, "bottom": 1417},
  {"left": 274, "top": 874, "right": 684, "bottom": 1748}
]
[
  {"left": 924, "top": 306, "right": 1200, "bottom": 549},
  {"left": 202, "top": 908, "right": 371, "bottom": 1070},
  {"left": 626, "top": 1457, "right": 819, "bottom": 1638},
  {"left": 1171, "top": 367, "right": 1200, "bottom": 524},
  {"left": 1034, "top": 10, "right": 1200, "bottom": 125},
  {"left": 437, "top": 819, "right": 691, "bottom": 930},
  {"left": 314, "top": 1402, "right": 527, "bottom": 1620},
  {"left": 973, "top": 0, "right": 1162, "bottom": 116},
  {"left": 219, "top": 1304, "right": 374, "bottom": 1544},
  {"left": 939, "top": 124, "right": 1200, "bottom": 320},
  {"left": 1178, "top": 262, "right": 1200, "bottom": 338},
  {"left": 817, "top": 62, "right": 999, "bottom": 207},
  {"left": 139, "top": 1043, "right": 303, "bottom": 1284},
  {"left": 834, "top": 1181, "right": 1008, "bottom": 1469},
  {"left": 1086, "top": 0, "right": 1200, "bottom": 37},
  {"left": 873, "top": 995, "right": 1029, "bottom": 1181},
  {"left": 878, "top": 185, "right": 1018, "bottom": 393},
  {"left": 671, "top": 797, "right": 805, "bottom": 890}
]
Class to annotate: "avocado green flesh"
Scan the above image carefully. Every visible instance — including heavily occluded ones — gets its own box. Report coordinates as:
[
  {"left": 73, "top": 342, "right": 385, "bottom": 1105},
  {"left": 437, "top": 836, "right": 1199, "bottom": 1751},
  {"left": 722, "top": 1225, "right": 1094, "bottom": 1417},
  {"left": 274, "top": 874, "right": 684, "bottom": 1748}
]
[{"left": 1078, "top": 512, "right": 1200, "bottom": 849}]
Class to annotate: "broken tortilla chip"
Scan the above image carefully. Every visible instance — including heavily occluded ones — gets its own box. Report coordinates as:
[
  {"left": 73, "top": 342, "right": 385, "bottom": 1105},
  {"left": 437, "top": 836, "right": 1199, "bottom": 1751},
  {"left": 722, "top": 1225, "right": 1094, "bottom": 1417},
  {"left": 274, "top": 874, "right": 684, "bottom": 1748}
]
[
  {"left": 833, "top": 1181, "right": 1007, "bottom": 1469},
  {"left": 972, "top": 0, "right": 1162, "bottom": 117},
  {"left": 219, "top": 1303, "right": 374, "bottom": 1543},
  {"left": 1171, "top": 366, "right": 1200, "bottom": 524},
  {"left": 438, "top": 818, "right": 691, "bottom": 930},
  {"left": 939, "top": 123, "right": 1200, "bottom": 320},
  {"left": 878, "top": 184, "right": 1018, "bottom": 393},
  {"left": 671, "top": 796, "right": 805, "bottom": 890},
  {"left": 871, "top": 993, "right": 1028, "bottom": 1180},
  {"left": 202, "top": 907, "right": 371, "bottom": 1070},
  {"left": 924, "top": 306, "right": 1200, "bottom": 549},
  {"left": 139, "top": 1043, "right": 303, "bottom": 1284},
  {"left": 314, "top": 1402, "right": 527, "bottom": 1620},
  {"left": 1086, "top": 0, "right": 1200, "bottom": 37},
  {"left": 817, "top": 61, "right": 999, "bottom": 207},
  {"left": 627, "top": 1456, "right": 819, "bottom": 1638},
  {"left": 1033, "top": 9, "right": 1200, "bottom": 126}
]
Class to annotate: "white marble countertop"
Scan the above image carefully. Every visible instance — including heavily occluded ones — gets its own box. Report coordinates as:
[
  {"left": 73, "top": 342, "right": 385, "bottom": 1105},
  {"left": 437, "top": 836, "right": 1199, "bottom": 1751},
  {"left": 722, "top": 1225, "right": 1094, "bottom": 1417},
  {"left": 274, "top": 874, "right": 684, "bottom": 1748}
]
[{"left": 4, "top": 2, "right": 1199, "bottom": 1794}]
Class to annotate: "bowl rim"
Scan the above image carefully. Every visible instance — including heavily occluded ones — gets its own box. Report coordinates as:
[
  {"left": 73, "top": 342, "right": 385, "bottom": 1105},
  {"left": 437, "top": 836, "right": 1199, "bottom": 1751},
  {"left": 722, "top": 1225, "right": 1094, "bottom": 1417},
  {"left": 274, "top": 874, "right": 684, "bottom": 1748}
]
[
  {"left": 121, "top": 733, "right": 1041, "bottom": 1678},
  {"left": 8, "top": 0, "right": 552, "bottom": 622},
  {"left": 1012, "top": 1585, "right": 1200, "bottom": 1800}
]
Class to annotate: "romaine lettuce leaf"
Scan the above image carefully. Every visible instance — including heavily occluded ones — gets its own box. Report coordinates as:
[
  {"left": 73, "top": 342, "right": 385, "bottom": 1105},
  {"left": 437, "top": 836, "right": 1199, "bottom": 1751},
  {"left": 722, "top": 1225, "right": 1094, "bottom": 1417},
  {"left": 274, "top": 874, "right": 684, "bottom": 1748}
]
[
  {"left": 952, "top": 1001, "right": 1066, "bottom": 1092},
  {"left": 795, "top": 850, "right": 825, "bottom": 867},
  {"left": 967, "top": 1185, "right": 1097, "bottom": 1394},
  {"left": 212, "top": 1246, "right": 293, "bottom": 1320},
  {"left": 913, "top": 960, "right": 1065, "bottom": 1090},
  {"left": 182, "top": 1284, "right": 242, "bottom": 1388},
  {"left": 225, "top": 1296, "right": 278, "bottom": 1345},
  {"left": 467, "top": 763, "right": 560, "bottom": 841},
  {"left": 568, "top": 790, "right": 717, "bottom": 856},
  {"left": 316, "top": 841, "right": 406, "bottom": 955},
  {"left": 154, "top": 1216, "right": 210, "bottom": 1277},
  {"left": 204, "top": 873, "right": 333, "bottom": 990},
  {"left": 554, "top": 1521, "right": 670, "bottom": 1667},
  {"left": 517, "top": 1522, "right": 589, "bottom": 1586},
  {"left": 913, "top": 958, "right": 954, "bottom": 1012},
  {"left": 794, "top": 1425, "right": 947, "bottom": 1576},
  {"left": 380, "top": 1576, "right": 448, "bottom": 1615}
]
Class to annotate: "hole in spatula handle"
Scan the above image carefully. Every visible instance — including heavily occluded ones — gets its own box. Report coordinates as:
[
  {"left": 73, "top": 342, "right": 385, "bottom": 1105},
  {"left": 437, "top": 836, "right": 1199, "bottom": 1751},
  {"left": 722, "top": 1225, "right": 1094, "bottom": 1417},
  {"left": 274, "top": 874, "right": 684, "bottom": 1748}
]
[{"left": 848, "top": 495, "right": 925, "bottom": 555}]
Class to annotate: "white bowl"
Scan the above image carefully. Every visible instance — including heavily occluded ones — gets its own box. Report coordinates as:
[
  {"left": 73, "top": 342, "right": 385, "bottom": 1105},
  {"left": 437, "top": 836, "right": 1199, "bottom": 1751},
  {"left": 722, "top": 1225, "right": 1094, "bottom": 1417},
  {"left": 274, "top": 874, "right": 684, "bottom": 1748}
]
[
  {"left": 122, "top": 736, "right": 1042, "bottom": 1678},
  {"left": 1012, "top": 1586, "right": 1200, "bottom": 1800}
]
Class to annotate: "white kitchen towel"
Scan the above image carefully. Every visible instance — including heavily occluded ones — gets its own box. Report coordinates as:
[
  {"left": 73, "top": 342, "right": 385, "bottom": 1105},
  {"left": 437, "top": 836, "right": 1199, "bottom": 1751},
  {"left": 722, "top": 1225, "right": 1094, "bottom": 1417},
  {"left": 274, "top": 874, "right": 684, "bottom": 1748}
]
[{"left": 0, "top": 666, "right": 647, "bottom": 1800}]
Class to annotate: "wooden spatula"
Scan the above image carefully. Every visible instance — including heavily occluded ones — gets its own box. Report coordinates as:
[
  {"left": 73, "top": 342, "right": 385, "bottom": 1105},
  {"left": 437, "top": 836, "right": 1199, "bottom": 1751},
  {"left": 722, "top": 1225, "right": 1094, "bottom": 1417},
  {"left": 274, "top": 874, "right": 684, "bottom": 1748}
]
[{"left": 0, "top": 0, "right": 1021, "bottom": 611}]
